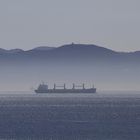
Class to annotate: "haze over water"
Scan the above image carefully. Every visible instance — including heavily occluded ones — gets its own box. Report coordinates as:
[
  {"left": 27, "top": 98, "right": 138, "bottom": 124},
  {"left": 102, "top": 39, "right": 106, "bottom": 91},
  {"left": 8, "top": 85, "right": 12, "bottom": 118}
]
[
  {"left": 0, "top": 91, "right": 140, "bottom": 140},
  {"left": 0, "top": 0, "right": 140, "bottom": 139}
]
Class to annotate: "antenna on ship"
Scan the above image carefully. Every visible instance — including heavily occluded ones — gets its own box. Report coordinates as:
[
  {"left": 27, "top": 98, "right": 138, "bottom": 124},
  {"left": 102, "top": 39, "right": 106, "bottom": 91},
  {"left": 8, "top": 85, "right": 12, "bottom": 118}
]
[
  {"left": 64, "top": 83, "right": 66, "bottom": 90},
  {"left": 54, "top": 83, "right": 56, "bottom": 90},
  {"left": 72, "top": 83, "right": 75, "bottom": 89},
  {"left": 83, "top": 83, "right": 85, "bottom": 89}
]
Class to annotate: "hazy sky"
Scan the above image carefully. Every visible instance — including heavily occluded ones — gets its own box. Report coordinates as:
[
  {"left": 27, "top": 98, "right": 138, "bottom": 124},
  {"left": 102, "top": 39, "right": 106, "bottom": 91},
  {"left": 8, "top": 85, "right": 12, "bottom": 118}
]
[{"left": 0, "top": 0, "right": 140, "bottom": 51}]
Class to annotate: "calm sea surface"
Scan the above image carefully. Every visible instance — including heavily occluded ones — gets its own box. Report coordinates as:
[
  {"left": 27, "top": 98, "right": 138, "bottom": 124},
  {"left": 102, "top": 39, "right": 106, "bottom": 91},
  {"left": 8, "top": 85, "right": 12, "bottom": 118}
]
[{"left": 0, "top": 91, "right": 140, "bottom": 140}]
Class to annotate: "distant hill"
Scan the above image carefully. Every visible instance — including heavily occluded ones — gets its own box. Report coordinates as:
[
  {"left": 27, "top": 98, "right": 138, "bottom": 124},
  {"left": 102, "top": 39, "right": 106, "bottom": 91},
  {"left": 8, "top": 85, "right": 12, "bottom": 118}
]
[
  {"left": 0, "top": 46, "right": 54, "bottom": 54},
  {"left": 51, "top": 44, "right": 117, "bottom": 57},
  {"left": 0, "top": 43, "right": 140, "bottom": 66}
]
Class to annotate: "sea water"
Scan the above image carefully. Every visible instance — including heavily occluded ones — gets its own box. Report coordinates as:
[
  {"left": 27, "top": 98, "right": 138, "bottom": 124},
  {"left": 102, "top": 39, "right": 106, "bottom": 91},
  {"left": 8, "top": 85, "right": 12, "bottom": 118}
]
[{"left": 0, "top": 91, "right": 140, "bottom": 140}]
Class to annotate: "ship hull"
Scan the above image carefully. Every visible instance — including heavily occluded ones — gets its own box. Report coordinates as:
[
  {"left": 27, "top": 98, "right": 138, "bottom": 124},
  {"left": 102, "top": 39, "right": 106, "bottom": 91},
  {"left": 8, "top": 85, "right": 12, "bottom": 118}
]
[{"left": 35, "top": 88, "right": 96, "bottom": 94}]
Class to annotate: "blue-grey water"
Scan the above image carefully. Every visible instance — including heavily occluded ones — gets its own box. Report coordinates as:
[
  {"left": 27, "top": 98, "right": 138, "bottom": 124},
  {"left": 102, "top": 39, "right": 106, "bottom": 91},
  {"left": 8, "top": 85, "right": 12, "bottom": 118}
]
[{"left": 0, "top": 91, "right": 140, "bottom": 140}]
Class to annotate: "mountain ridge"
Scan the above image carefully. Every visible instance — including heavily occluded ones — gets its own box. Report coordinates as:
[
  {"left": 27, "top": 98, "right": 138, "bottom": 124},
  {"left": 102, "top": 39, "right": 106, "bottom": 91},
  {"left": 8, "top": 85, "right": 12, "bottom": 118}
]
[
  {"left": 0, "top": 44, "right": 140, "bottom": 66},
  {"left": 0, "top": 44, "right": 139, "bottom": 53}
]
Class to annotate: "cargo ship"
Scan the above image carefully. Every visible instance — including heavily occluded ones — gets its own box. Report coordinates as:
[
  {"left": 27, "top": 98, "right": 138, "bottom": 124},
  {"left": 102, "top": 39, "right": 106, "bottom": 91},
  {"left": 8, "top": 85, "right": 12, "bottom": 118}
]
[{"left": 35, "top": 83, "right": 96, "bottom": 93}]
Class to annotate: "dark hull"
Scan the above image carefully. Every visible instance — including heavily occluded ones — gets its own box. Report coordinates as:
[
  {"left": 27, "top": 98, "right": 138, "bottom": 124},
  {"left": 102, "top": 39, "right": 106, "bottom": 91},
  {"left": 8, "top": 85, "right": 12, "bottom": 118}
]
[{"left": 35, "top": 88, "right": 96, "bottom": 94}]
